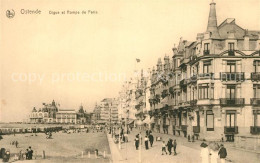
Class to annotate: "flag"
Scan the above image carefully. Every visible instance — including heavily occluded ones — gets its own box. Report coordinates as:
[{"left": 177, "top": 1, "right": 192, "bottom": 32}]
[{"left": 136, "top": 58, "right": 140, "bottom": 62}]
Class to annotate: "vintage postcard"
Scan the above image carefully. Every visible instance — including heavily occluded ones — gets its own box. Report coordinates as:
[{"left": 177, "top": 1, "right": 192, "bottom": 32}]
[{"left": 0, "top": 0, "right": 260, "bottom": 162}]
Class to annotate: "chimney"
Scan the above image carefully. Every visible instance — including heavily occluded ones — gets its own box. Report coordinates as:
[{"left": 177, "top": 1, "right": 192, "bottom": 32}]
[
  {"left": 206, "top": 0, "right": 221, "bottom": 39},
  {"left": 243, "top": 29, "right": 249, "bottom": 50}
]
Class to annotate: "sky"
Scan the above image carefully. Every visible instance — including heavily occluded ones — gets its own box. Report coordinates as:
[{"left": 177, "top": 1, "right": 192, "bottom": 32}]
[{"left": 0, "top": 0, "right": 260, "bottom": 122}]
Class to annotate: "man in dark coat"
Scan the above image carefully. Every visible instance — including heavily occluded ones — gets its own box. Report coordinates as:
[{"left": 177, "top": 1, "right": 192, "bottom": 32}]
[
  {"left": 28, "top": 146, "right": 33, "bottom": 160},
  {"left": 135, "top": 135, "right": 139, "bottom": 150},
  {"left": 148, "top": 133, "right": 154, "bottom": 147},
  {"left": 167, "top": 139, "right": 173, "bottom": 155},
  {"left": 218, "top": 144, "right": 227, "bottom": 163},
  {"left": 173, "top": 139, "right": 177, "bottom": 155}
]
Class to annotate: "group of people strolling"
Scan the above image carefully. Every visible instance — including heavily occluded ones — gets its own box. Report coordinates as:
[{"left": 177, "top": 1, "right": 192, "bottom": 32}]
[
  {"left": 161, "top": 138, "right": 177, "bottom": 155},
  {"left": 135, "top": 130, "right": 154, "bottom": 150},
  {"left": 200, "top": 140, "right": 227, "bottom": 163}
]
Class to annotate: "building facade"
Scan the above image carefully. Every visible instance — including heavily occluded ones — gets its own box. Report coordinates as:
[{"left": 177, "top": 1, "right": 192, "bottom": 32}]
[
  {"left": 118, "top": 1, "right": 260, "bottom": 143},
  {"left": 94, "top": 98, "right": 119, "bottom": 125},
  {"left": 29, "top": 100, "right": 58, "bottom": 123},
  {"left": 29, "top": 100, "right": 92, "bottom": 124}
]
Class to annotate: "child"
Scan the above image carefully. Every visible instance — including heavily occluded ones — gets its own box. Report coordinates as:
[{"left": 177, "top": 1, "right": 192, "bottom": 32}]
[{"left": 162, "top": 141, "right": 167, "bottom": 155}]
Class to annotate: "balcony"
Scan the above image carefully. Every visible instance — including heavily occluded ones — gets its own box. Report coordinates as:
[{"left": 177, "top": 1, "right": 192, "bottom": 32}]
[
  {"left": 190, "top": 100, "right": 197, "bottom": 106},
  {"left": 220, "top": 72, "right": 245, "bottom": 81},
  {"left": 224, "top": 126, "right": 238, "bottom": 134},
  {"left": 219, "top": 98, "right": 245, "bottom": 107},
  {"left": 190, "top": 75, "right": 197, "bottom": 83},
  {"left": 199, "top": 73, "right": 214, "bottom": 79},
  {"left": 180, "top": 79, "right": 187, "bottom": 88},
  {"left": 203, "top": 50, "right": 210, "bottom": 55},
  {"left": 251, "top": 72, "right": 260, "bottom": 81},
  {"left": 251, "top": 98, "right": 260, "bottom": 106},
  {"left": 193, "top": 126, "right": 200, "bottom": 133},
  {"left": 228, "top": 50, "right": 235, "bottom": 56},
  {"left": 250, "top": 126, "right": 260, "bottom": 135}
]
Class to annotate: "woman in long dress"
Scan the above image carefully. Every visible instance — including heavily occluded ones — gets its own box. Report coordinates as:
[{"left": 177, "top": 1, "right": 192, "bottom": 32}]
[
  {"left": 209, "top": 142, "right": 220, "bottom": 163},
  {"left": 200, "top": 142, "right": 209, "bottom": 163}
]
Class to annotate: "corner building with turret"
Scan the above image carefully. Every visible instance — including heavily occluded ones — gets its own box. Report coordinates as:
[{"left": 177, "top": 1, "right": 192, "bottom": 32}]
[{"left": 148, "top": 1, "right": 260, "bottom": 146}]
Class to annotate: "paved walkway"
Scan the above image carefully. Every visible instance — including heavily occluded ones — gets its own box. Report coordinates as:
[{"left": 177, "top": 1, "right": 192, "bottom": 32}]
[{"left": 107, "top": 129, "right": 260, "bottom": 163}]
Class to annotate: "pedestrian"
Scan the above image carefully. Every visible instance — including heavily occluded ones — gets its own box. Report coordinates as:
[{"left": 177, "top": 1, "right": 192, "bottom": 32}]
[
  {"left": 209, "top": 142, "right": 219, "bottom": 163},
  {"left": 0, "top": 135, "right": 3, "bottom": 141},
  {"left": 15, "top": 141, "right": 18, "bottom": 148},
  {"left": 2, "top": 149, "right": 10, "bottom": 162},
  {"left": 149, "top": 133, "right": 154, "bottom": 147},
  {"left": 188, "top": 135, "right": 191, "bottom": 142},
  {"left": 161, "top": 141, "right": 167, "bottom": 155},
  {"left": 167, "top": 138, "right": 173, "bottom": 155},
  {"left": 146, "top": 130, "right": 149, "bottom": 136},
  {"left": 135, "top": 135, "right": 139, "bottom": 150},
  {"left": 25, "top": 149, "right": 29, "bottom": 160},
  {"left": 192, "top": 135, "right": 195, "bottom": 142},
  {"left": 144, "top": 136, "right": 149, "bottom": 150},
  {"left": 28, "top": 146, "right": 33, "bottom": 160},
  {"left": 173, "top": 139, "right": 177, "bottom": 155},
  {"left": 139, "top": 132, "right": 142, "bottom": 145},
  {"left": 218, "top": 144, "right": 227, "bottom": 163},
  {"left": 200, "top": 141, "right": 209, "bottom": 163}
]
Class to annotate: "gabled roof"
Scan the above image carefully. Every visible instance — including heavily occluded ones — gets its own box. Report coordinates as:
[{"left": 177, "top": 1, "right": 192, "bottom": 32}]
[
  {"left": 248, "top": 30, "right": 260, "bottom": 40},
  {"left": 217, "top": 18, "right": 245, "bottom": 39}
]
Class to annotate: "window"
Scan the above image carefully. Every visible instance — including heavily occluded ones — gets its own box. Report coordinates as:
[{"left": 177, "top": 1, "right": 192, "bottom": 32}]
[
  {"left": 198, "top": 83, "right": 214, "bottom": 99},
  {"left": 203, "top": 60, "right": 212, "bottom": 73},
  {"left": 253, "top": 110, "right": 260, "bottom": 126},
  {"left": 228, "top": 43, "right": 235, "bottom": 51},
  {"left": 253, "top": 84, "right": 260, "bottom": 98},
  {"left": 253, "top": 60, "right": 260, "bottom": 73},
  {"left": 227, "top": 61, "right": 236, "bottom": 72},
  {"left": 226, "top": 85, "right": 236, "bottom": 99},
  {"left": 204, "top": 43, "right": 210, "bottom": 51},
  {"left": 191, "top": 87, "right": 195, "bottom": 101},
  {"left": 226, "top": 110, "right": 236, "bottom": 127},
  {"left": 206, "top": 110, "right": 214, "bottom": 131},
  {"left": 228, "top": 43, "right": 235, "bottom": 56},
  {"left": 196, "top": 111, "right": 200, "bottom": 126},
  {"left": 211, "top": 84, "right": 214, "bottom": 99},
  {"left": 204, "top": 43, "right": 210, "bottom": 55}
]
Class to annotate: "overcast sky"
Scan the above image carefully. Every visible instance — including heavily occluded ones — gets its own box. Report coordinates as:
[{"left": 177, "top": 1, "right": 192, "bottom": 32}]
[{"left": 1, "top": 0, "right": 260, "bottom": 122}]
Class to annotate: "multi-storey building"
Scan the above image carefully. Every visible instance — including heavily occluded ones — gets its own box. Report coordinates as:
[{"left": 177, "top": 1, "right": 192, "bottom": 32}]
[
  {"left": 146, "top": 1, "right": 260, "bottom": 143},
  {"left": 29, "top": 100, "right": 58, "bottom": 123},
  {"left": 97, "top": 98, "right": 119, "bottom": 125},
  {"left": 29, "top": 100, "right": 91, "bottom": 124},
  {"left": 92, "top": 103, "right": 101, "bottom": 124},
  {"left": 56, "top": 109, "right": 77, "bottom": 124}
]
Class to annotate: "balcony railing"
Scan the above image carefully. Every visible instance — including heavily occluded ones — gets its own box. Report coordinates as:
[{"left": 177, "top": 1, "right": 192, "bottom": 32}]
[
  {"left": 190, "top": 100, "right": 197, "bottom": 106},
  {"left": 219, "top": 98, "right": 245, "bottom": 106},
  {"left": 251, "top": 98, "right": 260, "bottom": 106},
  {"left": 250, "top": 126, "right": 260, "bottom": 135},
  {"left": 199, "top": 73, "right": 214, "bottom": 79},
  {"left": 220, "top": 72, "right": 245, "bottom": 81},
  {"left": 193, "top": 126, "right": 200, "bottom": 133},
  {"left": 180, "top": 79, "right": 187, "bottom": 88},
  {"left": 228, "top": 50, "right": 235, "bottom": 56},
  {"left": 190, "top": 75, "right": 197, "bottom": 83},
  {"left": 251, "top": 72, "right": 260, "bottom": 81},
  {"left": 224, "top": 126, "right": 238, "bottom": 134},
  {"left": 203, "top": 50, "right": 210, "bottom": 55}
]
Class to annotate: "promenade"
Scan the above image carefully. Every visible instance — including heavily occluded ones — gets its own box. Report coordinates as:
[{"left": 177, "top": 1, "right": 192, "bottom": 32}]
[{"left": 107, "top": 129, "right": 260, "bottom": 163}]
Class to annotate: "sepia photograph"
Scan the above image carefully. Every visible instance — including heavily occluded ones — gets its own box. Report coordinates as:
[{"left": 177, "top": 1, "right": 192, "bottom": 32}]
[{"left": 0, "top": 0, "right": 260, "bottom": 162}]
